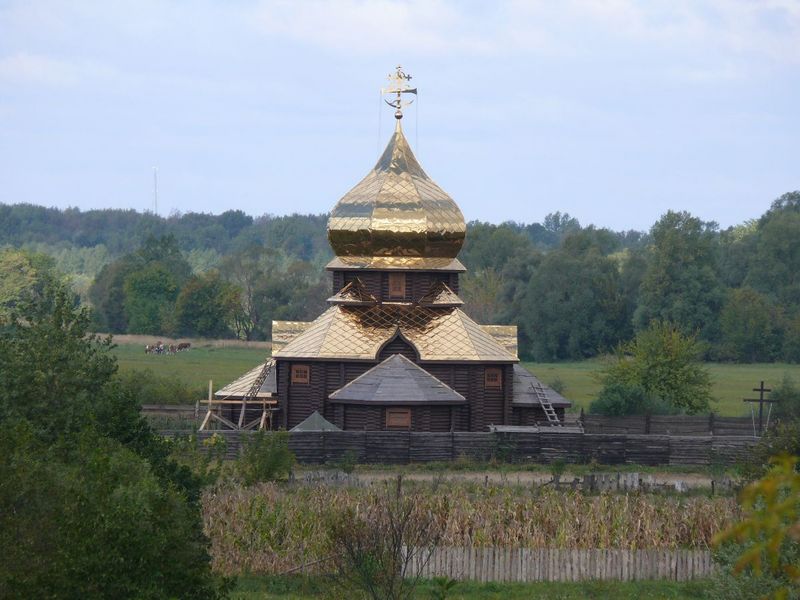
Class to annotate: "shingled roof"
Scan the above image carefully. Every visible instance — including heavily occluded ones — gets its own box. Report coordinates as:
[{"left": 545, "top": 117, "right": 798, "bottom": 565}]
[
  {"left": 329, "top": 354, "right": 466, "bottom": 405},
  {"left": 512, "top": 364, "right": 571, "bottom": 408},
  {"left": 215, "top": 358, "right": 276, "bottom": 399},
  {"left": 290, "top": 411, "right": 341, "bottom": 432},
  {"left": 273, "top": 305, "right": 517, "bottom": 362}
]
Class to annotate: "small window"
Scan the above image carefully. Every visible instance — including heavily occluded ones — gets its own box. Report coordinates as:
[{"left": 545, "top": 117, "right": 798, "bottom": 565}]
[
  {"left": 485, "top": 368, "right": 502, "bottom": 388},
  {"left": 386, "top": 407, "right": 411, "bottom": 429},
  {"left": 388, "top": 273, "right": 406, "bottom": 299},
  {"left": 291, "top": 364, "right": 310, "bottom": 384}
]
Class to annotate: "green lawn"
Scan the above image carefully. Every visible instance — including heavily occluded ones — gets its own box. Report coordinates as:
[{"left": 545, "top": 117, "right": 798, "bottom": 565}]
[
  {"left": 112, "top": 343, "right": 269, "bottom": 395},
  {"left": 525, "top": 360, "right": 800, "bottom": 417},
  {"left": 232, "top": 575, "right": 709, "bottom": 599}
]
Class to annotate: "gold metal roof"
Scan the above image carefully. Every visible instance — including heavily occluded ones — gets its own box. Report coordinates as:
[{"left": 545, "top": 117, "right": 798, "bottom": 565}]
[
  {"left": 480, "top": 325, "right": 518, "bottom": 359},
  {"left": 272, "top": 321, "right": 312, "bottom": 354},
  {"left": 417, "top": 282, "right": 463, "bottom": 307},
  {"left": 326, "top": 256, "right": 466, "bottom": 272},
  {"left": 273, "top": 304, "right": 517, "bottom": 362},
  {"left": 326, "top": 278, "right": 378, "bottom": 306},
  {"left": 327, "top": 120, "right": 466, "bottom": 262}
]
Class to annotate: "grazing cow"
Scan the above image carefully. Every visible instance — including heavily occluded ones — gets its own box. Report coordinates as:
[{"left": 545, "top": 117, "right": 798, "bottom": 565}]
[
  {"left": 177, "top": 342, "right": 191, "bottom": 351},
  {"left": 168, "top": 344, "right": 176, "bottom": 354}
]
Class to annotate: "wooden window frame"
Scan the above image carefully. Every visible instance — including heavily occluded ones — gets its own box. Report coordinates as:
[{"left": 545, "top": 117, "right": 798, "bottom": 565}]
[
  {"left": 484, "top": 367, "right": 502, "bottom": 389},
  {"left": 291, "top": 364, "right": 310, "bottom": 385},
  {"left": 386, "top": 407, "right": 411, "bottom": 430},
  {"left": 388, "top": 273, "right": 406, "bottom": 299}
]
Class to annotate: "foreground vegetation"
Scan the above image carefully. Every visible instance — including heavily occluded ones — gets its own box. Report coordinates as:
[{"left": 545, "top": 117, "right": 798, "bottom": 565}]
[
  {"left": 203, "top": 482, "right": 738, "bottom": 576},
  {"left": 232, "top": 575, "right": 711, "bottom": 599}
]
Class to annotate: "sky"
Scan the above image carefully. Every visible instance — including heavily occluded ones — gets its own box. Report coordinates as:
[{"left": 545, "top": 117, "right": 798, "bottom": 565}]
[{"left": 0, "top": 1, "right": 798, "bottom": 232}]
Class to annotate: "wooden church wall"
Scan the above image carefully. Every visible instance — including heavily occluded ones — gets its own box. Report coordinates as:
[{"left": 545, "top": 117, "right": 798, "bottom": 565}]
[
  {"left": 332, "top": 270, "right": 460, "bottom": 301},
  {"left": 278, "top": 345, "right": 513, "bottom": 432}
]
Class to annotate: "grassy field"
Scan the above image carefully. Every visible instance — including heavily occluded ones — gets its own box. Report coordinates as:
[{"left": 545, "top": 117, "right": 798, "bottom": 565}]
[
  {"left": 233, "top": 575, "right": 710, "bottom": 599},
  {"left": 110, "top": 342, "right": 799, "bottom": 415},
  {"left": 525, "top": 360, "right": 800, "bottom": 416},
  {"left": 112, "top": 343, "right": 269, "bottom": 396}
]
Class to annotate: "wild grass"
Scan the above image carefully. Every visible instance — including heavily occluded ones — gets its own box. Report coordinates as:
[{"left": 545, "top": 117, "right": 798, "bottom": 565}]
[
  {"left": 203, "top": 482, "right": 738, "bottom": 576},
  {"left": 525, "top": 360, "right": 800, "bottom": 416},
  {"left": 109, "top": 341, "right": 800, "bottom": 414},
  {"left": 112, "top": 343, "right": 269, "bottom": 401}
]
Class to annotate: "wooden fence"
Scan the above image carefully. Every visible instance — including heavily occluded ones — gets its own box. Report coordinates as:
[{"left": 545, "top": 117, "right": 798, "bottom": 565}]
[
  {"left": 183, "top": 430, "right": 758, "bottom": 466},
  {"left": 582, "top": 415, "right": 755, "bottom": 436},
  {"left": 408, "top": 547, "right": 714, "bottom": 582}
]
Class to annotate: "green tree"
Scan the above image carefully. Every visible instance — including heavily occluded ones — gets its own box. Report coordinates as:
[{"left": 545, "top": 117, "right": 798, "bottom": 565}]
[
  {"left": 123, "top": 263, "right": 180, "bottom": 334},
  {"left": 719, "top": 287, "right": 782, "bottom": 362},
  {"left": 460, "top": 268, "right": 504, "bottom": 324},
  {"left": 746, "top": 192, "right": 800, "bottom": 311},
  {"left": 519, "top": 232, "right": 627, "bottom": 361},
  {"left": 0, "top": 423, "right": 228, "bottom": 599},
  {"left": 0, "top": 278, "right": 227, "bottom": 597},
  {"left": 0, "top": 249, "right": 59, "bottom": 321},
  {"left": 175, "top": 271, "right": 240, "bottom": 337},
  {"left": 634, "top": 211, "right": 724, "bottom": 342},
  {"left": 599, "top": 321, "right": 714, "bottom": 414}
]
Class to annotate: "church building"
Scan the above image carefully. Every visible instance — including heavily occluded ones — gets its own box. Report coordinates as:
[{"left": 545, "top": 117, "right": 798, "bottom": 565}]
[{"left": 213, "top": 68, "right": 570, "bottom": 432}]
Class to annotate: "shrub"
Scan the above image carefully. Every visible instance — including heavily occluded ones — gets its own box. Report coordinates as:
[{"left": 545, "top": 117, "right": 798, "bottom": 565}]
[
  {"left": 773, "top": 375, "right": 800, "bottom": 424},
  {"left": 589, "top": 382, "right": 679, "bottom": 416},
  {"left": 236, "top": 430, "right": 295, "bottom": 485},
  {"left": 325, "top": 477, "right": 444, "bottom": 600},
  {"left": 0, "top": 422, "right": 229, "bottom": 599}
]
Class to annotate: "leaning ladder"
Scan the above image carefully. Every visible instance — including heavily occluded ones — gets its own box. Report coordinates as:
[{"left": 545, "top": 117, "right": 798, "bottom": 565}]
[
  {"left": 531, "top": 381, "right": 561, "bottom": 426},
  {"left": 237, "top": 359, "right": 274, "bottom": 430}
]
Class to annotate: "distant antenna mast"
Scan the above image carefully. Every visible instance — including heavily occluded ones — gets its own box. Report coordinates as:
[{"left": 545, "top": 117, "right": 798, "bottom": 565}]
[{"left": 153, "top": 167, "right": 158, "bottom": 215}]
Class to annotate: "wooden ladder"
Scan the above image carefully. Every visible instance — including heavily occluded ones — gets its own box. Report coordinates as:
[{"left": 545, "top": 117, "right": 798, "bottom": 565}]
[
  {"left": 531, "top": 381, "right": 561, "bottom": 426},
  {"left": 237, "top": 359, "right": 274, "bottom": 430}
]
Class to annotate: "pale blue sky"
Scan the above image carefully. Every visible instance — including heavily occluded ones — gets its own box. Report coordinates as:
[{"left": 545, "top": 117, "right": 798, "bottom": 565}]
[{"left": 1, "top": 1, "right": 798, "bottom": 230}]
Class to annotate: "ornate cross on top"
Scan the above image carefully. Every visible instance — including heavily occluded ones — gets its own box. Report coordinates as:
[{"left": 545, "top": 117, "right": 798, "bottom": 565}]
[
  {"left": 743, "top": 380, "right": 777, "bottom": 435},
  {"left": 382, "top": 65, "right": 417, "bottom": 120}
]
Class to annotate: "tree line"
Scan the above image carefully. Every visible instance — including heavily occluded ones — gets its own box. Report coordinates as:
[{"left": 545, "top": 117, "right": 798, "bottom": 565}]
[{"left": 1, "top": 191, "right": 799, "bottom": 362}]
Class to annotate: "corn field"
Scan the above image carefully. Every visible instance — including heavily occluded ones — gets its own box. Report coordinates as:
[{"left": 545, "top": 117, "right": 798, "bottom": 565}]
[{"left": 202, "top": 482, "right": 739, "bottom": 576}]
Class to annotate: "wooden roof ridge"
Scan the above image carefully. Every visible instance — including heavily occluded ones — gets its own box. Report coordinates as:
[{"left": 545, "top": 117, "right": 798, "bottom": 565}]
[{"left": 329, "top": 354, "right": 466, "bottom": 405}]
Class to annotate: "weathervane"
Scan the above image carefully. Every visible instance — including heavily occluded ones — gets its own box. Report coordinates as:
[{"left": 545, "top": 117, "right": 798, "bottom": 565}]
[{"left": 382, "top": 65, "right": 417, "bottom": 119}]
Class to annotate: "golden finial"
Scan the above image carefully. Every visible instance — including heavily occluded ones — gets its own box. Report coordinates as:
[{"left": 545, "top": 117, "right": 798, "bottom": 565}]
[{"left": 381, "top": 65, "right": 417, "bottom": 120}]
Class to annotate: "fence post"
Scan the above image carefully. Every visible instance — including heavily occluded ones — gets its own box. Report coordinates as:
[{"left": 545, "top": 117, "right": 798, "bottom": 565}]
[
  {"left": 709, "top": 413, "right": 715, "bottom": 436},
  {"left": 645, "top": 413, "right": 651, "bottom": 434}
]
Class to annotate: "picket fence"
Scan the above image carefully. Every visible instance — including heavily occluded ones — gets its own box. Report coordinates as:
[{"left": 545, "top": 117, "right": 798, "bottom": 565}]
[{"left": 407, "top": 547, "right": 714, "bottom": 582}]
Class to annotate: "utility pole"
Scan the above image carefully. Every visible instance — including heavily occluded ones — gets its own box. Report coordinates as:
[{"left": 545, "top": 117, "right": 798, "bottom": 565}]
[{"left": 153, "top": 167, "right": 158, "bottom": 216}]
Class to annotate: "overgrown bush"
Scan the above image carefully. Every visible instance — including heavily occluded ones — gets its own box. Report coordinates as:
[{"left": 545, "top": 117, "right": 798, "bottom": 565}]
[
  {"left": 589, "top": 382, "right": 680, "bottom": 416},
  {"left": 712, "top": 455, "right": 800, "bottom": 599},
  {"left": 0, "top": 422, "right": 229, "bottom": 599},
  {"left": 773, "top": 375, "right": 800, "bottom": 424},
  {"left": 236, "top": 430, "right": 295, "bottom": 485},
  {"left": 325, "top": 478, "right": 444, "bottom": 600}
]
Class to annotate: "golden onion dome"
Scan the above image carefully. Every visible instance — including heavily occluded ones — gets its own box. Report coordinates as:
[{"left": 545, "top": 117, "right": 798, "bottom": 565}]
[{"left": 328, "top": 120, "right": 466, "bottom": 260}]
